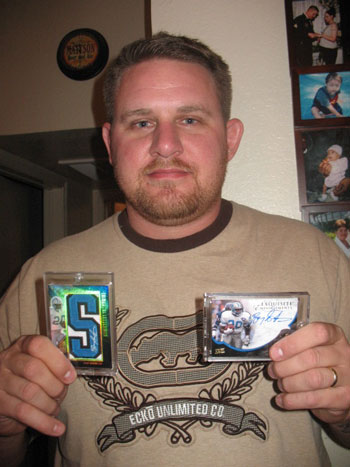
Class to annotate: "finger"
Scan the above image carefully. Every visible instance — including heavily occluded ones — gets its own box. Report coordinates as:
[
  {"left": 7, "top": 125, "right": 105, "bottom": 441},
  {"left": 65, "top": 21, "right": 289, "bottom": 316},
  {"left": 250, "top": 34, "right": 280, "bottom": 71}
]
[
  {"left": 3, "top": 372, "right": 60, "bottom": 415},
  {"left": 0, "top": 390, "right": 65, "bottom": 437},
  {"left": 268, "top": 344, "right": 342, "bottom": 379},
  {"left": 278, "top": 367, "right": 342, "bottom": 393},
  {"left": 54, "top": 385, "right": 68, "bottom": 404},
  {"left": 20, "top": 336, "right": 76, "bottom": 384},
  {"left": 275, "top": 386, "right": 350, "bottom": 414},
  {"left": 6, "top": 351, "right": 68, "bottom": 399},
  {"left": 269, "top": 322, "right": 345, "bottom": 361}
]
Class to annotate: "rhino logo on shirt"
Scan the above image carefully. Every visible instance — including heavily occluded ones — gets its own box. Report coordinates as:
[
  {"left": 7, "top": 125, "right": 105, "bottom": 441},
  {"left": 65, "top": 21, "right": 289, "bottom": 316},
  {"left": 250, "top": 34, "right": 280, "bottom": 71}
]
[
  {"left": 118, "top": 312, "right": 229, "bottom": 387},
  {"left": 84, "top": 309, "right": 267, "bottom": 452}
]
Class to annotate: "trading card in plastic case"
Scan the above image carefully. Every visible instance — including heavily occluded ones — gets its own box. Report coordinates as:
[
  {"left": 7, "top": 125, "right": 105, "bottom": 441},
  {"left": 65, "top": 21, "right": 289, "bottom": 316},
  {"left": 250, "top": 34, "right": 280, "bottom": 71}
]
[
  {"left": 44, "top": 272, "right": 116, "bottom": 375},
  {"left": 203, "top": 292, "right": 309, "bottom": 362}
]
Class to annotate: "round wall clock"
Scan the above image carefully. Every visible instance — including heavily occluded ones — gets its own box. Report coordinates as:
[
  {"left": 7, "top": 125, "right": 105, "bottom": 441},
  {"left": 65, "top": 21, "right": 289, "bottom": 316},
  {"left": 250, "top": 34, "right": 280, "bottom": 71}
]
[{"left": 57, "top": 28, "right": 109, "bottom": 80}]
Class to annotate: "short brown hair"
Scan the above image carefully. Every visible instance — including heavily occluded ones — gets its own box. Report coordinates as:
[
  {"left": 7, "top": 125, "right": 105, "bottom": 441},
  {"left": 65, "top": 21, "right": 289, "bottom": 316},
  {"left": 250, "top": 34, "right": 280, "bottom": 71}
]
[
  {"left": 103, "top": 32, "right": 232, "bottom": 122},
  {"left": 326, "top": 72, "right": 342, "bottom": 84}
]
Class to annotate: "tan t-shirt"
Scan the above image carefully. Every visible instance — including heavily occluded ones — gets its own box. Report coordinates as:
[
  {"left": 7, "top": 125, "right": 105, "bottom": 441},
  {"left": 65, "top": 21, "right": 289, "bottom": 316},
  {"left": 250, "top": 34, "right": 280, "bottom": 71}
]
[{"left": 1, "top": 200, "right": 349, "bottom": 466}]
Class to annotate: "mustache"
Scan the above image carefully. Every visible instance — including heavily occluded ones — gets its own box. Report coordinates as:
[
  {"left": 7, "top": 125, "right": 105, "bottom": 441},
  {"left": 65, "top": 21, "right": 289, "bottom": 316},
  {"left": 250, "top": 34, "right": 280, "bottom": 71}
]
[{"left": 143, "top": 158, "right": 195, "bottom": 175}]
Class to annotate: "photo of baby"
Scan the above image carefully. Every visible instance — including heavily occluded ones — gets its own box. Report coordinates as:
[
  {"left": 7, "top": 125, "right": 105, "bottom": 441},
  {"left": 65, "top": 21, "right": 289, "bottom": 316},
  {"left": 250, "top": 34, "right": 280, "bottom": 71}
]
[
  {"left": 318, "top": 144, "right": 348, "bottom": 201},
  {"left": 299, "top": 71, "right": 350, "bottom": 120},
  {"left": 298, "top": 128, "right": 350, "bottom": 203}
]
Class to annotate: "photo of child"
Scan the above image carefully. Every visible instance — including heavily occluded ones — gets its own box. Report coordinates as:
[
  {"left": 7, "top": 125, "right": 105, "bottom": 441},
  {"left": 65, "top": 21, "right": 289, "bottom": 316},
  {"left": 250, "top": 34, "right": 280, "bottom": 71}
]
[
  {"left": 311, "top": 72, "right": 343, "bottom": 118},
  {"left": 334, "top": 218, "right": 350, "bottom": 258},
  {"left": 307, "top": 210, "right": 350, "bottom": 259},
  {"left": 318, "top": 144, "right": 348, "bottom": 201},
  {"left": 299, "top": 128, "right": 350, "bottom": 203},
  {"left": 299, "top": 71, "right": 350, "bottom": 120}
]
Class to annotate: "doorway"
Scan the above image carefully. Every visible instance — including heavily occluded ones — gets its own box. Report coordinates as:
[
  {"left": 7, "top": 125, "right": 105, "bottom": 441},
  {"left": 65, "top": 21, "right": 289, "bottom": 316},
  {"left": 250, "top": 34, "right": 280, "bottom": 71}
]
[{"left": 0, "top": 174, "right": 43, "bottom": 297}]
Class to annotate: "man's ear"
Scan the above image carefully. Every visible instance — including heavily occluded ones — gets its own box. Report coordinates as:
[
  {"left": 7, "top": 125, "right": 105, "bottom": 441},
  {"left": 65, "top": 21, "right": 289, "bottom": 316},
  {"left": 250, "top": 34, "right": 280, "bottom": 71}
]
[
  {"left": 226, "top": 118, "right": 244, "bottom": 162},
  {"left": 102, "top": 122, "right": 113, "bottom": 165}
]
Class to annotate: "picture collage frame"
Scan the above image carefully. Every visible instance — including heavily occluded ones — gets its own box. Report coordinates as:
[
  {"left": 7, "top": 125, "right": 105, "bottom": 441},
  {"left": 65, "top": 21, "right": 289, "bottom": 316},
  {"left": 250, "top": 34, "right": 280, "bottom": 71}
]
[{"left": 285, "top": 0, "right": 350, "bottom": 255}]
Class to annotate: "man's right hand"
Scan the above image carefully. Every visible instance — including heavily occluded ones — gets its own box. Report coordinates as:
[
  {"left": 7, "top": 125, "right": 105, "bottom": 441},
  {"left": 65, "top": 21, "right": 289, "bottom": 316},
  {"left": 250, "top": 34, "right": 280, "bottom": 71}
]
[{"left": 0, "top": 335, "right": 76, "bottom": 437}]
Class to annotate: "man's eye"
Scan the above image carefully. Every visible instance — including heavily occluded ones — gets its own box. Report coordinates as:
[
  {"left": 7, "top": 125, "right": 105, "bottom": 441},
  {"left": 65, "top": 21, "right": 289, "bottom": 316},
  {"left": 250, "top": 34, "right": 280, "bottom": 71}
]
[
  {"left": 183, "top": 118, "right": 197, "bottom": 125},
  {"left": 135, "top": 121, "right": 150, "bottom": 128}
]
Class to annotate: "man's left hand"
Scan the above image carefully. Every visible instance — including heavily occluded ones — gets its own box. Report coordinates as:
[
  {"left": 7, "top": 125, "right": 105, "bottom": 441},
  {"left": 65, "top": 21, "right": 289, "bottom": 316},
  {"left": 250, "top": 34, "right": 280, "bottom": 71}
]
[{"left": 268, "top": 322, "right": 350, "bottom": 424}]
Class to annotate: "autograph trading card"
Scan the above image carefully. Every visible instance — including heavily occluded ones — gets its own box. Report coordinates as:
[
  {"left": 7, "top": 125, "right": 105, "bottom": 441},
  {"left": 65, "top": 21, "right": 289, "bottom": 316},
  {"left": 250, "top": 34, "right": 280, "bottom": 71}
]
[
  {"left": 44, "top": 272, "right": 116, "bottom": 375},
  {"left": 203, "top": 292, "right": 309, "bottom": 362}
]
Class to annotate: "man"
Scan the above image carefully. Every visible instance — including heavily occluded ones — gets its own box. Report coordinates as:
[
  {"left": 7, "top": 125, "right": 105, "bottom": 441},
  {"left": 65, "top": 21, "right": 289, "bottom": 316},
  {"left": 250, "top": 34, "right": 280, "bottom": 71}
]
[
  {"left": 0, "top": 32, "right": 350, "bottom": 466},
  {"left": 293, "top": 5, "right": 320, "bottom": 66},
  {"left": 220, "top": 302, "right": 251, "bottom": 348}
]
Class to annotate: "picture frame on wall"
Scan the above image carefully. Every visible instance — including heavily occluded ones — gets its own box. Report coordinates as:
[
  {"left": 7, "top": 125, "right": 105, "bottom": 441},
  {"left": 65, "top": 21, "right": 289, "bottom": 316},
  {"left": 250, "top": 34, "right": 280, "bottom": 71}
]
[
  {"left": 284, "top": 0, "right": 350, "bottom": 68},
  {"left": 302, "top": 204, "right": 350, "bottom": 258},
  {"left": 292, "top": 67, "right": 350, "bottom": 126},
  {"left": 295, "top": 126, "right": 350, "bottom": 204},
  {"left": 284, "top": 0, "right": 350, "bottom": 222}
]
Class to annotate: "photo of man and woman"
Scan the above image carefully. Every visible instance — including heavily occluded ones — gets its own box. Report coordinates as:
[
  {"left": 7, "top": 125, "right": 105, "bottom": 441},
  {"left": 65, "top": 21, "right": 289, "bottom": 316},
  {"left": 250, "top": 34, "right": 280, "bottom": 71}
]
[{"left": 291, "top": 0, "right": 344, "bottom": 66}]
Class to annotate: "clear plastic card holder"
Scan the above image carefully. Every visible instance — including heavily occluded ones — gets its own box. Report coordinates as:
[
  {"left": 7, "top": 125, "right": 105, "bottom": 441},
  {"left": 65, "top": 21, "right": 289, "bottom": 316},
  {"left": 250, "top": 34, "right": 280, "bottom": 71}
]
[
  {"left": 203, "top": 292, "right": 310, "bottom": 362},
  {"left": 44, "top": 272, "right": 116, "bottom": 375}
]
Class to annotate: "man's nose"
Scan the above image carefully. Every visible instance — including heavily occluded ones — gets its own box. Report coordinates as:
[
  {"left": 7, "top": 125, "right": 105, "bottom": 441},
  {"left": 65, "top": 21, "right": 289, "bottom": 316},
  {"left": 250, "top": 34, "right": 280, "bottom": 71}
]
[{"left": 149, "top": 122, "right": 183, "bottom": 158}]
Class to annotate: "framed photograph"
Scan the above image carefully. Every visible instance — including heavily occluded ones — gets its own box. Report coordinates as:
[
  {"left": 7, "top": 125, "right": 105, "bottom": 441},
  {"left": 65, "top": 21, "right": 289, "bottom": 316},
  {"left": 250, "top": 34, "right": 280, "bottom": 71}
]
[
  {"left": 285, "top": 0, "right": 350, "bottom": 68},
  {"left": 295, "top": 127, "right": 350, "bottom": 204},
  {"left": 292, "top": 67, "right": 350, "bottom": 125},
  {"left": 302, "top": 204, "right": 350, "bottom": 258}
]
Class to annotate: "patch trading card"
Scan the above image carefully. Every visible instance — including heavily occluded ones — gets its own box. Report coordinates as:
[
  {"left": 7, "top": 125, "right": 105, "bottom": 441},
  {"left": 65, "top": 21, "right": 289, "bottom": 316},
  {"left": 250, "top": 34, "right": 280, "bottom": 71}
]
[
  {"left": 44, "top": 272, "right": 116, "bottom": 375},
  {"left": 203, "top": 292, "right": 309, "bottom": 362}
]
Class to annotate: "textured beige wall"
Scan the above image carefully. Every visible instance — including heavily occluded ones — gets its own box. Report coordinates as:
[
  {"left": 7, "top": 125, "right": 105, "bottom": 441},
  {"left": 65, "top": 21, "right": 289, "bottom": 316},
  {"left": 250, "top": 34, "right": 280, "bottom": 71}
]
[
  {"left": 152, "top": 0, "right": 300, "bottom": 220},
  {"left": 0, "top": 0, "right": 145, "bottom": 135},
  {"left": 152, "top": 1, "right": 350, "bottom": 466}
]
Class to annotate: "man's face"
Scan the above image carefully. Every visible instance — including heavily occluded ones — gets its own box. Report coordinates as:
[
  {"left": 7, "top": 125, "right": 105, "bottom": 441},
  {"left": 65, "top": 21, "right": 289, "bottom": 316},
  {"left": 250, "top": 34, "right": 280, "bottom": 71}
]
[
  {"left": 103, "top": 58, "right": 242, "bottom": 227},
  {"left": 326, "top": 78, "right": 341, "bottom": 96},
  {"left": 307, "top": 9, "right": 318, "bottom": 21}
]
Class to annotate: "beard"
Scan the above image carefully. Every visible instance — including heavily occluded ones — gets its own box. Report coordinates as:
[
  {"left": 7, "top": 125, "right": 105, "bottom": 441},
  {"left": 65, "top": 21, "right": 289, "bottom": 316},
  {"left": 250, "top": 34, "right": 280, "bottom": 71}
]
[{"left": 114, "top": 155, "right": 228, "bottom": 227}]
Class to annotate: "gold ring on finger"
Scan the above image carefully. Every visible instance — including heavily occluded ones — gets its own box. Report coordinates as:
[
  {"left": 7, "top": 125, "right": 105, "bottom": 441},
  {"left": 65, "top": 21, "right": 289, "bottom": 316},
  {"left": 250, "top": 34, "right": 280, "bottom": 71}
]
[{"left": 329, "top": 367, "right": 338, "bottom": 388}]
